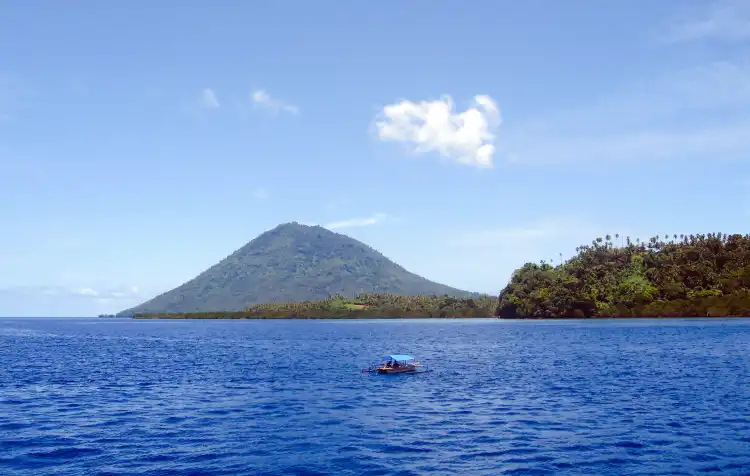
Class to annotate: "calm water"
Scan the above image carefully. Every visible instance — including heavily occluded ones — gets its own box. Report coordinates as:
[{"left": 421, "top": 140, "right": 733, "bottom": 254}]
[{"left": 1, "top": 318, "right": 749, "bottom": 475}]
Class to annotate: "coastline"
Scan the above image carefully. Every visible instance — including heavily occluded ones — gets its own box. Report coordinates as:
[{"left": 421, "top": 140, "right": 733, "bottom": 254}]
[
  {"left": 131, "top": 314, "right": 750, "bottom": 320},
  {"left": 132, "top": 315, "right": 500, "bottom": 320}
]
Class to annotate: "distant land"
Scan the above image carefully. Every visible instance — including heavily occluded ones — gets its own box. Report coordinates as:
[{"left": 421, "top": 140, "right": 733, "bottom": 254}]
[
  {"left": 134, "top": 293, "right": 498, "bottom": 319},
  {"left": 119, "top": 222, "right": 481, "bottom": 316},
  {"left": 130, "top": 232, "right": 750, "bottom": 319},
  {"left": 497, "top": 233, "right": 750, "bottom": 318}
]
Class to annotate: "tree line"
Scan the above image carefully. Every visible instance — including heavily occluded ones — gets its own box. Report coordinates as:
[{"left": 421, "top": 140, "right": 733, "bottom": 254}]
[
  {"left": 135, "top": 293, "right": 498, "bottom": 319},
  {"left": 135, "top": 232, "right": 750, "bottom": 319},
  {"left": 497, "top": 233, "right": 750, "bottom": 318}
]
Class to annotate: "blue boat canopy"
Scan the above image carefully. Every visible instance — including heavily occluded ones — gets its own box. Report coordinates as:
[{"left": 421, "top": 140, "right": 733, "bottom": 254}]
[{"left": 382, "top": 354, "right": 414, "bottom": 362}]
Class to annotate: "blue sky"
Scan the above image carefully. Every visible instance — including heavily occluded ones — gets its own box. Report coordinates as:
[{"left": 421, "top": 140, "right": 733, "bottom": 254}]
[{"left": 1, "top": 0, "right": 749, "bottom": 316}]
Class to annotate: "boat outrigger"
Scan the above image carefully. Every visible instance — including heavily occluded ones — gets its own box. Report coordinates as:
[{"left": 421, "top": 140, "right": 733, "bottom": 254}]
[{"left": 363, "top": 354, "right": 426, "bottom": 374}]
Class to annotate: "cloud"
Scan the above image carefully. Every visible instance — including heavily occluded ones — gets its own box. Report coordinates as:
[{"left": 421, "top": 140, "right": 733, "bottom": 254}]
[
  {"left": 253, "top": 188, "right": 269, "bottom": 200},
  {"left": 510, "top": 120, "right": 750, "bottom": 164},
  {"left": 182, "top": 88, "right": 220, "bottom": 115},
  {"left": 0, "top": 285, "right": 142, "bottom": 300},
  {"left": 324, "top": 212, "right": 392, "bottom": 230},
  {"left": 74, "top": 287, "right": 99, "bottom": 297},
  {"left": 250, "top": 89, "right": 299, "bottom": 115},
  {"left": 664, "top": 0, "right": 750, "bottom": 43},
  {"left": 373, "top": 95, "right": 501, "bottom": 168},
  {"left": 200, "top": 88, "right": 220, "bottom": 109},
  {"left": 505, "top": 59, "right": 750, "bottom": 164},
  {"left": 452, "top": 216, "right": 602, "bottom": 249}
]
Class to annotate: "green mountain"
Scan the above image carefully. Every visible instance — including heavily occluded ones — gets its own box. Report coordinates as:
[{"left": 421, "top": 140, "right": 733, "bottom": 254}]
[{"left": 119, "top": 222, "right": 477, "bottom": 315}]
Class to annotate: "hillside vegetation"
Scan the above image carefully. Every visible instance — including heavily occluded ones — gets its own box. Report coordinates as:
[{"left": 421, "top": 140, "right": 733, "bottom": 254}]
[
  {"left": 126, "top": 227, "right": 750, "bottom": 319},
  {"left": 120, "top": 223, "right": 477, "bottom": 316},
  {"left": 135, "top": 293, "right": 497, "bottom": 319},
  {"left": 497, "top": 233, "right": 750, "bottom": 318}
]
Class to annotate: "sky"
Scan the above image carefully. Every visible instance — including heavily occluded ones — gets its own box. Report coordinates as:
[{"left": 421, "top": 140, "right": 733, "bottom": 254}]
[{"left": 1, "top": 0, "right": 750, "bottom": 316}]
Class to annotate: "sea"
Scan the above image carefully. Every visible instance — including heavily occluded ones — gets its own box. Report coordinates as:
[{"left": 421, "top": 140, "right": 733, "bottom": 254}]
[{"left": 1, "top": 317, "right": 749, "bottom": 475}]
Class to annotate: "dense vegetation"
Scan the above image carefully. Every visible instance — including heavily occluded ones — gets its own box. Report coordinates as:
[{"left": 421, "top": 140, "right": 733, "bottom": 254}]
[
  {"left": 134, "top": 293, "right": 497, "bottom": 319},
  {"left": 126, "top": 226, "right": 750, "bottom": 319},
  {"left": 119, "top": 222, "right": 477, "bottom": 316},
  {"left": 497, "top": 233, "right": 750, "bottom": 318}
]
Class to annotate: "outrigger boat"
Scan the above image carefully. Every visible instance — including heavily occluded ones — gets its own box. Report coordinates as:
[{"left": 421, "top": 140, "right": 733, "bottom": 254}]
[{"left": 363, "top": 354, "right": 426, "bottom": 374}]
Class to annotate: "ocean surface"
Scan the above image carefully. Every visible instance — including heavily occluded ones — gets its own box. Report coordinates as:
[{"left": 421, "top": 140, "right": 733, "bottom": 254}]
[{"left": 1, "top": 318, "right": 749, "bottom": 475}]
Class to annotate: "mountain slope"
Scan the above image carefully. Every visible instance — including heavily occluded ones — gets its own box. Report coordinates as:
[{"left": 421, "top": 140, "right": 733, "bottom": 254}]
[{"left": 119, "top": 222, "right": 477, "bottom": 315}]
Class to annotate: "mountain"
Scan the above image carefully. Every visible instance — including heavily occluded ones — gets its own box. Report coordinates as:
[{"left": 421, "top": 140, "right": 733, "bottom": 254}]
[{"left": 119, "top": 222, "right": 477, "bottom": 315}]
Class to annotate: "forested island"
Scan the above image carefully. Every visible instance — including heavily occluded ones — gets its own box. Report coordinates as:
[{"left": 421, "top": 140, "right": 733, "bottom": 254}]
[
  {"left": 134, "top": 293, "right": 498, "bottom": 319},
  {"left": 130, "top": 228, "right": 750, "bottom": 319},
  {"left": 498, "top": 233, "right": 750, "bottom": 318},
  {"left": 120, "top": 222, "right": 477, "bottom": 316}
]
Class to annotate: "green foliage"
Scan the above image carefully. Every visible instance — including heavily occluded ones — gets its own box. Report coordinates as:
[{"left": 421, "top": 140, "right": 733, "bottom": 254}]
[
  {"left": 120, "top": 222, "right": 478, "bottom": 316},
  {"left": 497, "top": 233, "right": 750, "bottom": 318},
  {"left": 135, "top": 293, "right": 498, "bottom": 319},
  {"left": 126, "top": 226, "right": 750, "bottom": 320}
]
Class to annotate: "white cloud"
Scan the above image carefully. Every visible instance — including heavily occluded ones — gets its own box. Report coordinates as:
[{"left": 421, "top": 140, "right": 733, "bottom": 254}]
[
  {"left": 253, "top": 188, "right": 269, "bottom": 200},
  {"left": 108, "top": 286, "right": 140, "bottom": 299},
  {"left": 325, "top": 212, "right": 392, "bottom": 230},
  {"left": 505, "top": 59, "right": 750, "bottom": 164},
  {"left": 0, "top": 285, "right": 142, "bottom": 300},
  {"left": 373, "top": 95, "right": 501, "bottom": 168},
  {"left": 510, "top": 120, "right": 750, "bottom": 164},
  {"left": 250, "top": 89, "right": 299, "bottom": 115},
  {"left": 183, "top": 88, "right": 220, "bottom": 115},
  {"left": 665, "top": 0, "right": 750, "bottom": 43},
  {"left": 452, "top": 216, "right": 602, "bottom": 249},
  {"left": 200, "top": 88, "right": 220, "bottom": 109},
  {"left": 74, "top": 287, "right": 99, "bottom": 297}
]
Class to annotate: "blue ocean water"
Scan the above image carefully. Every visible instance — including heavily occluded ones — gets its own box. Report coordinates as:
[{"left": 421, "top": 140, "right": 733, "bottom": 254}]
[{"left": 1, "top": 318, "right": 749, "bottom": 475}]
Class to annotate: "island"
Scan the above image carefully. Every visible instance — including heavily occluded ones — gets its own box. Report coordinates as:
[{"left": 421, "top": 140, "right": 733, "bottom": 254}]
[
  {"left": 134, "top": 293, "right": 498, "bottom": 319},
  {"left": 124, "top": 226, "right": 750, "bottom": 319},
  {"left": 119, "top": 222, "right": 480, "bottom": 317}
]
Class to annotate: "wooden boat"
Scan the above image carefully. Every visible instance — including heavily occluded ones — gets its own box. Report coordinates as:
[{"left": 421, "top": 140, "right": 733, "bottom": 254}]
[{"left": 365, "top": 354, "right": 424, "bottom": 374}]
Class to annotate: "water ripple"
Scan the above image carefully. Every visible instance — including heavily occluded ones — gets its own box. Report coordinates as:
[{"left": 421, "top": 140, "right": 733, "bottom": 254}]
[{"left": 1, "top": 317, "right": 750, "bottom": 474}]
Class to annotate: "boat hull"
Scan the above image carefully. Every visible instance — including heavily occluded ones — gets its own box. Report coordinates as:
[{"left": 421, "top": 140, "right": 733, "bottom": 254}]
[{"left": 376, "top": 365, "right": 419, "bottom": 374}]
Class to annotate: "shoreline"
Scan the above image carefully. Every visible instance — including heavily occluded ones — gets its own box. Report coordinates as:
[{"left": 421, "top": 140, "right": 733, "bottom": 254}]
[{"left": 131, "top": 315, "right": 750, "bottom": 320}]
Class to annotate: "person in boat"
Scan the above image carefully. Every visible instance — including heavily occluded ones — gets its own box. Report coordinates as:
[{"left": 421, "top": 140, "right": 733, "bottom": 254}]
[{"left": 392, "top": 360, "right": 400, "bottom": 368}]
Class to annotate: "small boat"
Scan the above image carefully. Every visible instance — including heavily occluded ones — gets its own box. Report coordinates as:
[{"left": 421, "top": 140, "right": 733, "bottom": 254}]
[{"left": 363, "top": 354, "right": 425, "bottom": 374}]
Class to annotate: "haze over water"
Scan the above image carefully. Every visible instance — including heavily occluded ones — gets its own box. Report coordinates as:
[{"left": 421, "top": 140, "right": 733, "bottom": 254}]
[{"left": 1, "top": 318, "right": 749, "bottom": 475}]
